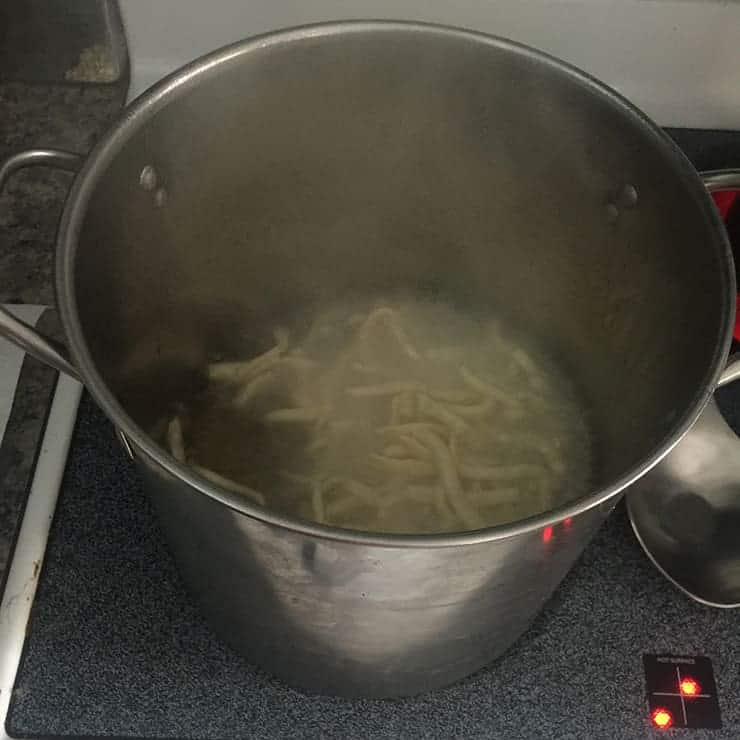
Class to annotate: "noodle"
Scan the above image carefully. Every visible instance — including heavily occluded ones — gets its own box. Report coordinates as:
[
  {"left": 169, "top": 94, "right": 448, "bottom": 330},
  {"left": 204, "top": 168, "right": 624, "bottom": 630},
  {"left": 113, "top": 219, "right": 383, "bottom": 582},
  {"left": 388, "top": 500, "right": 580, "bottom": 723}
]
[
  {"left": 369, "top": 454, "right": 436, "bottom": 478},
  {"left": 347, "top": 381, "right": 423, "bottom": 398},
  {"left": 408, "top": 427, "right": 483, "bottom": 529},
  {"left": 161, "top": 299, "right": 592, "bottom": 534},
  {"left": 193, "top": 464, "right": 266, "bottom": 505},
  {"left": 311, "top": 480, "right": 326, "bottom": 523},
  {"left": 417, "top": 394, "right": 469, "bottom": 434},
  {"left": 208, "top": 328, "right": 289, "bottom": 384},
  {"left": 359, "top": 307, "right": 421, "bottom": 360},
  {"left": 399, "top": 434, "right": 433, "bottom": 462},
  {"left": 167, "top": 417, "right": 186, "bottom": 462},
  {"left": 234, "top": 370, "right": 276, "bottom": 407},
  {"left": 265, "top": 407, "right": 329, "bottom": 423}
]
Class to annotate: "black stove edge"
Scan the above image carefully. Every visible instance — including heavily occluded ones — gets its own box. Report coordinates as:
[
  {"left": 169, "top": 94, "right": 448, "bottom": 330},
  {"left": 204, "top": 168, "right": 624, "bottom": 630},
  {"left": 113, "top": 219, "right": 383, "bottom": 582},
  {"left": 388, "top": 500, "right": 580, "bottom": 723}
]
[{"left": 664, "top": 128, "right": 740, "bottom": 171}]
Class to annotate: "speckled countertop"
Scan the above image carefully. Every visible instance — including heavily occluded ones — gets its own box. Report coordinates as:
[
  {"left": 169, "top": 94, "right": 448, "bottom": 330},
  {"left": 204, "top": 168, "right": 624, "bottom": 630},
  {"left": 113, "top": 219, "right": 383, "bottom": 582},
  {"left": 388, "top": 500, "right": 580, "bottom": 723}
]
[
  {"left": 0, "top": 80, "right": 125, "bottom": 581},
  {"left": 0, "top": 82, "right": 124, "bottom": 305}
]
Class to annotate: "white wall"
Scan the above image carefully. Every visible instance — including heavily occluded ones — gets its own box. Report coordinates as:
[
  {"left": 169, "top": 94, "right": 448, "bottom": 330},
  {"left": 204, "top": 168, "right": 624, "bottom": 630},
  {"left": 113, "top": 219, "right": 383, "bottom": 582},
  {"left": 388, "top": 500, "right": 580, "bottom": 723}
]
[{"left": 120, "top": 0, "right": 740, "bottom": 129}]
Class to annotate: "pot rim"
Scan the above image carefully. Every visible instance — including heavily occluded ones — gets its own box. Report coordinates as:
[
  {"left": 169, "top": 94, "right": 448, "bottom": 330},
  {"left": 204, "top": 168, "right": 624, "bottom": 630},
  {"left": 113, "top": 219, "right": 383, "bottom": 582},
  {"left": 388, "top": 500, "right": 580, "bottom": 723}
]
[{"left": 55, "top": 20, "right": 736, "bottom": 548}]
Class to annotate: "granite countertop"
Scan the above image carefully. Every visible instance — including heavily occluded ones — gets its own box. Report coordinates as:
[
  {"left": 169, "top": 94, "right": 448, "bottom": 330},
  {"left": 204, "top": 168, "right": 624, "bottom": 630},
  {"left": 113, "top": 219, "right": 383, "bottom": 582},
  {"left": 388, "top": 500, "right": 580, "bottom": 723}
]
[
  {"left": 0, "top": 79, "right": 125, "bottom": 582},
  {"left": 0, "top": 81, "right": 124, "bottom": 305}
]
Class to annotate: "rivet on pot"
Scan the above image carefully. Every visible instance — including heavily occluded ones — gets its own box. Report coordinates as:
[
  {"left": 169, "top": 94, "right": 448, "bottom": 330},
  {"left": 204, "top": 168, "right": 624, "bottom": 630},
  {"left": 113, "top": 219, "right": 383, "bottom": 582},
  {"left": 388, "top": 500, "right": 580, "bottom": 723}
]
[
  {"left": 617, "top": 183, "right": 639, "bottom": 209},
  {"left": 154, "top": 187, "right": 168, "bottom": 207},
  {"left": 606, "top": 203, "right": 620, "bottom": 222},
  {"left": 599, "top": 500, "right": 617, "bottom": 516},
  {"left": 139, "top": 165, "right": 158, "bottom": 191}
]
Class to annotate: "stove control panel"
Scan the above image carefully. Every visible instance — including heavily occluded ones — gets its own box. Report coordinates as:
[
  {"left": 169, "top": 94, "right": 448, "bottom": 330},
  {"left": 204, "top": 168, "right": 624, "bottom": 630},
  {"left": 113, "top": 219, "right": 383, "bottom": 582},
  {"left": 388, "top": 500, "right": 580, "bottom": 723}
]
[{"left": 644, "top": 655, "right": 722, "bottom": 730}]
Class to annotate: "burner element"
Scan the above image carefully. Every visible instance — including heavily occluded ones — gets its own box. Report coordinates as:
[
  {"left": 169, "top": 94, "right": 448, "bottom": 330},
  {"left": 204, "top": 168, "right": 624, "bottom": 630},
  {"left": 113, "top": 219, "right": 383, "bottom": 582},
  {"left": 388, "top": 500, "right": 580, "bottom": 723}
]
[{"left": 651, "top": 708, "right": 673, "bottom": 729}]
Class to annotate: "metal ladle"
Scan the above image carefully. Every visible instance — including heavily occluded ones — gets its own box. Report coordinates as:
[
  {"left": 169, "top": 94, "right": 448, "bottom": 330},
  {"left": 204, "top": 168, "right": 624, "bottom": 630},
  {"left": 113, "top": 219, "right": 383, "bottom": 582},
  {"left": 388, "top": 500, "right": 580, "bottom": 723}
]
[{"left": 627, "top": 355, "right": 740, "bottom": 607}]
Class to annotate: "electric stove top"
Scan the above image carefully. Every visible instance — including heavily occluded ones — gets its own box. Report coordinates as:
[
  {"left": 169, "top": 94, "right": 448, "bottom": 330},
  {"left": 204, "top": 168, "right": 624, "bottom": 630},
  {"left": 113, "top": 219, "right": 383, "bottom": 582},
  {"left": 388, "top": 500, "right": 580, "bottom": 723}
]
[{"left": 1, "top": 390, "right": 739, "bottom": 740}]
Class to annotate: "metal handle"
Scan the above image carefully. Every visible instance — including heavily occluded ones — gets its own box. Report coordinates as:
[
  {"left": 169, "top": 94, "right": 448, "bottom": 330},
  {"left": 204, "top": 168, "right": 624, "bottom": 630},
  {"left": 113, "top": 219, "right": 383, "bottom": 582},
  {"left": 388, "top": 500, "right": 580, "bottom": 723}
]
[
  {"left": 701, "top": 169, "right": 740, "bottom": 194},
  {"left": 700, "top": 170, "right": 740, "bottom": 389},
  {"left": 719, "top": 354, "right": 740, "bottom": 389},
  {"left": 0, "top": 149, "right": 83, "bottom": 380}
]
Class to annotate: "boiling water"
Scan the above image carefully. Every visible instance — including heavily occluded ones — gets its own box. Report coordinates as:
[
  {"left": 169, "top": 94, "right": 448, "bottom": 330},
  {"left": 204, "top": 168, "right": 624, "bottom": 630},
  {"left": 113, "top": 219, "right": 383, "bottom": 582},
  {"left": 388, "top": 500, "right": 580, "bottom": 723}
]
[{"left": 165, "top": 299, "right": 593, "bottom": 534}]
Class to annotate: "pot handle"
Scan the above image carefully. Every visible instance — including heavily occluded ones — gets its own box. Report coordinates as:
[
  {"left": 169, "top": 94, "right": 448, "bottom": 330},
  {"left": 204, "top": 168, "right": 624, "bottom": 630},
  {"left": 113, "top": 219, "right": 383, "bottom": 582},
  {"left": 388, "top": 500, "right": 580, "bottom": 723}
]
[
  {"left": 719, "top": 355, "right": 740, "bottom": 388},
  {"left": 0, "top": 149, "right": 83, "bottom": 380},
  {"left": 701, "top": 170, "right": 740, "bottom": 389},
  {"left": 701, "top": 169, "right": 740, "bottom": 193}
]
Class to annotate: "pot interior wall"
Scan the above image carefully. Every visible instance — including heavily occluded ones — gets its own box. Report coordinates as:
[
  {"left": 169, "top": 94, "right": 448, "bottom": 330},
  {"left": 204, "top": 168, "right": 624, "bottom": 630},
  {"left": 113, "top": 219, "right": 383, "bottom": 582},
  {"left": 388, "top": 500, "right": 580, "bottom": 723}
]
[{"left": 71, "top": 26, "right": 730, "bottom": 494}]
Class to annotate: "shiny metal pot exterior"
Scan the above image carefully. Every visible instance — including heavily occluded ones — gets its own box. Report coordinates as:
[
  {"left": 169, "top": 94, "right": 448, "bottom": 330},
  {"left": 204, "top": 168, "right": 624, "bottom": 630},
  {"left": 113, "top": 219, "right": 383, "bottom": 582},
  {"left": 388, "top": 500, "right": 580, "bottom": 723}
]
[
  {"left": 139, "top": 453, "right": 613, "bottom": 697},
  {"left": 0, "top": 23, "right": 734, "bottom": 697},
  {"left": 139, "top": 456, "right": 613, "bottom": 697}
]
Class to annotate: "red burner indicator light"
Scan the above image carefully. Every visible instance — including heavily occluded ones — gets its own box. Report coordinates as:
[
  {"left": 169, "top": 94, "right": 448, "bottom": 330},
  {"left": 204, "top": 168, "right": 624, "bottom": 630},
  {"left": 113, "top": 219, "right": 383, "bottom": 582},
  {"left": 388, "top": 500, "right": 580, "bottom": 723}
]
[
  {"left": 652, "top": 708, "right": 673, "bottom": 729},
  {"left": 680, "top": 677, "right": 701, "bottom": 697},
  {"left": 542, "top": 525, "right": 553, "bottom": 543}
]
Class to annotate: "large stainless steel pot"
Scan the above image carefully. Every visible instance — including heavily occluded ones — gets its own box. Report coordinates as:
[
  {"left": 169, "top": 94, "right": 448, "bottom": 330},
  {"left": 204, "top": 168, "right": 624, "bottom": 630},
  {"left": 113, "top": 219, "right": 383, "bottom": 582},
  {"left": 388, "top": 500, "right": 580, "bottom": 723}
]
[{"left": 0, "top": 22, "right": 736, "bottom": 698}]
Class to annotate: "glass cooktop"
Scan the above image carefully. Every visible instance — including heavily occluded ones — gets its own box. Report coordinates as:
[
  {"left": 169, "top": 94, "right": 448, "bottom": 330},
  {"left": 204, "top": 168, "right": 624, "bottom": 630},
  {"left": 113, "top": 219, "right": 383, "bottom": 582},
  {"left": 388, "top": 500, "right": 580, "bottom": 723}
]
[{"left": 2, "top": 392, "right": 740, "bottom": 739}]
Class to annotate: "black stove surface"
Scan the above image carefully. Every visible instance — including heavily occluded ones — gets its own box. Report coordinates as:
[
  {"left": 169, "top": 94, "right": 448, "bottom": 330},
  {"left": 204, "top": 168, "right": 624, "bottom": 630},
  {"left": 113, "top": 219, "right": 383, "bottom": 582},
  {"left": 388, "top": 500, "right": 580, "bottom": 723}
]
[{"left": 7, "top": 393, "right": 740, "bottom": 739}]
